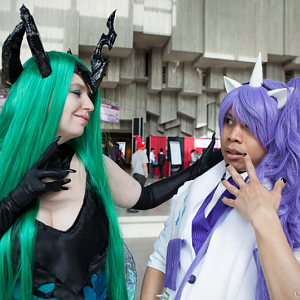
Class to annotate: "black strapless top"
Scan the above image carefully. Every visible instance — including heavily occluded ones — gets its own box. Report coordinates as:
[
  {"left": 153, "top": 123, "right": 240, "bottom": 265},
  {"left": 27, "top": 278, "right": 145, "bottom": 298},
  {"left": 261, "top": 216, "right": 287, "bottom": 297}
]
[{"left": 15, "top": 144, "right": 110, "bottom": 300}]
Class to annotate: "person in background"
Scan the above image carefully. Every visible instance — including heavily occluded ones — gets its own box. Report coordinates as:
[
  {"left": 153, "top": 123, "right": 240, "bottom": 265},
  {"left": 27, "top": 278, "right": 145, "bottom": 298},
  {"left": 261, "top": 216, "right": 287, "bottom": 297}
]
[
  {"left": 158, "top": 148, "right": 166, "bottom": 179},
  {"left": 149, "top": 148, "right": 156, "bottom": 178},
  {"left": 190, "top": 149, "right": 197, "bottom": 165},
  {"left": 109, "top": 139, "right": 119, "bottom": 164},
  {"left": 131, "top": 135, "right": 148, "bottom": 187},
  {"left": 128, "top": 136, "right": 149, "bottom": 213}
]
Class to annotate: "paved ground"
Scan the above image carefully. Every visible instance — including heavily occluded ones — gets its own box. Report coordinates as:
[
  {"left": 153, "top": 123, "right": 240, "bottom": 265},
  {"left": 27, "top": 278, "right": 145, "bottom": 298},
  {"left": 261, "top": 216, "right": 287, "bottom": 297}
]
[{"left": 118, "top": 176, "right": 172, "bottom": 300}]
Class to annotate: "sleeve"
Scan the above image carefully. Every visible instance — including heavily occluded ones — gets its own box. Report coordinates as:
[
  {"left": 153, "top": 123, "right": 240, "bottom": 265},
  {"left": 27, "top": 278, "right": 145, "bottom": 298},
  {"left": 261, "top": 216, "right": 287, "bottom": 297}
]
[
  {"left": 0, "top": 195, "right": 20, "bottom": 240},
  {"left": 147, "top": 181, "right": 192, "bottom": 273},
  {"left": 293, "top": 248, "right": 300, "bottom": 264},
  {"left": 143, "top": 153, "right": 149, "bottom": 164},
  {"left": 147, "top": 198, "right": 176, "bottom": 273}
]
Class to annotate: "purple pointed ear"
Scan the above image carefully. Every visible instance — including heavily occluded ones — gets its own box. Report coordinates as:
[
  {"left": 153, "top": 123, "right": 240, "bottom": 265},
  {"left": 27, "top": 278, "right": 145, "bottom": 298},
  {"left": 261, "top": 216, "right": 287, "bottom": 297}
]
[
  {"left": 267, "top": 87, "right": 294, "bottom": 110},
  {"left": 223, "top": 76, "right": 242, "bottom": 93}
]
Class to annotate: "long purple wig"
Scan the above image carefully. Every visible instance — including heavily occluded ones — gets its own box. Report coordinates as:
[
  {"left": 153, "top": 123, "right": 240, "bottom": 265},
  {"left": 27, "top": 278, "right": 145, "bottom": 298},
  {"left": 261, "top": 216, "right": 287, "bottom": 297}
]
[
  {"left": 218, "top": 79, "right": 292, "bottom": 300},
  {"left": 276, "top": 78, "right": 300, "bottom": 247}
]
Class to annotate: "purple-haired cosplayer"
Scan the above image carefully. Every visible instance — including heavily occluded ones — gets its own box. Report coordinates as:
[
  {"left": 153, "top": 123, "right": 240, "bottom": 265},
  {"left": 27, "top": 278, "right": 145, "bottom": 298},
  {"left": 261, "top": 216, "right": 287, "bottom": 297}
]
[{"left": 141, "top": 54, "right": 300, "bottom": 300}]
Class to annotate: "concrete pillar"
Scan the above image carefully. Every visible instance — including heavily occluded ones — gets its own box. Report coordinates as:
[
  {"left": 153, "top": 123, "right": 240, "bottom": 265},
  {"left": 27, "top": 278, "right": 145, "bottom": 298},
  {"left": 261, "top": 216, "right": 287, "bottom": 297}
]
[
  {"left": 165, "top": 126, "right": 180, "bottom": 136},
  {"left": 206, "top": 68, "right": 224, "bottom": 91},
  {"left": 181, "top": 116, "right": 194, "bottom": 136},
  {"left": 207, "top": 102, "right": 216, "bottom": 132},
  {"left": 135, "top": 49, "right": 148, "bottom": 82},
  {"left": 181, "top": 63, "right": 202, "bottom": 96},
  {"left": 101, "top": 57, "right": 120, "bottom": 88},
  {"left": 136, "top": 82, "right": 147, "bottom": 122},
  {"left": 146, "top": 93, "right": 160, "bottom": 116},
  {"left": 178, "top": 95, "right": 197, "bottom": 119},
  {"left": 196, "top": 93, "right": 207, "bottom": 128},
  {"left": 266, "top": 0, "right": 284, "bottom": 56},
  {"left": 284, "top": 0, "right": 300, "bottom": 57},
  {"left": 166, "top": 61, "right": 183, "bottom": 90},
  {"left": 225, "top": 68, "right": 251, "bottom": 85},
  {"left": 148, "top": 47, "right": 162, "bottom": 93},
  {"left": 265, "top": 62, "right": 285, "bottom": 82},
  {"left": 116, "top": 83, "right": 136, "bottom": 120},
  {"left": 165, "top": 119, "right": 181, "bottom": 130},
  {"left": 163, "top": 0, "right": 203, "bottom": 62},
  {"left": 120, "top": 49, "right": 135, "bottom": 85},
  {"left": 160, "top": 91, "right": 177, "bottom": 123}
]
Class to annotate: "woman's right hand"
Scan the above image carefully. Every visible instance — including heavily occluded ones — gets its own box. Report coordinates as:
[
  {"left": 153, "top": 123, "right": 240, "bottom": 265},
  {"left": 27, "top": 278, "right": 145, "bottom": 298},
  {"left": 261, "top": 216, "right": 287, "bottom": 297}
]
[{"left": 9, "top": 136, "right": 75, "bottom": 211}]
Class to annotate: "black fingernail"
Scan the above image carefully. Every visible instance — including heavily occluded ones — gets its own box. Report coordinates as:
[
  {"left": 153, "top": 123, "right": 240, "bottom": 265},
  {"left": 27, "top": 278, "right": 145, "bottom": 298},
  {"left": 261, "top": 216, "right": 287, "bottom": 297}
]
[
  {"left": 67, "top": 169, "right": 77, "bottom": 173},
  {"left": 243, "top": 153, "right": 247, "bottom": 157},
  {"left": 53, "top": 136, "right": 61, "bottom": 143},
  {"left": 64, "top": 178, "right": 71, "bottom": 183},
  {"left": 225, "top": 163, "right": 230, "bottom": 168},
  {"left": 221, "top": 177, "right": 225, "bottom": 181},
  {"left": 281, "top": 177, "right": 286, "bottom": 184}
]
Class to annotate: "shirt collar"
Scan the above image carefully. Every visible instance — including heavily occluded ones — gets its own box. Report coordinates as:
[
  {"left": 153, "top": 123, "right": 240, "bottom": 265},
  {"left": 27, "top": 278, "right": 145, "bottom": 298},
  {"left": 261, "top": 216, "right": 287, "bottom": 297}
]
[{"left": 223, "top": 168, "right": 248, "bottom": 181}]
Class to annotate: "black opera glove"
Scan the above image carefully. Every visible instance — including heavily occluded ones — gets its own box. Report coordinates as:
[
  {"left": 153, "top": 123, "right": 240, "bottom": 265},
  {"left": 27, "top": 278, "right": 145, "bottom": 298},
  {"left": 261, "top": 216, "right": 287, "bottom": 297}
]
[
  {"left": 0, "top": 137, "right": 75, "bottom": 239},
  {"left": 132, "top": 134, "right": 223, "bottom": 210},
  {"left": 188, "top": 133, "right": 223, "bottom": 180}
]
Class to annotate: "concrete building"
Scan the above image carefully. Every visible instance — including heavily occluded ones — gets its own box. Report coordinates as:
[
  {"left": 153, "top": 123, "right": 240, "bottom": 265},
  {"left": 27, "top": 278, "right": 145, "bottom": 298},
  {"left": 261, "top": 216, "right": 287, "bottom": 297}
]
[{"left": 1, "top": 0, "right": 300, "bottom": 139}]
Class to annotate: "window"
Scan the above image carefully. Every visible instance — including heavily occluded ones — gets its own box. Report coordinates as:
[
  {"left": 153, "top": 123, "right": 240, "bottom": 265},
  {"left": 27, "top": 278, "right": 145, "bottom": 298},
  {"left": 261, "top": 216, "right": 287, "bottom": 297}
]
[
  {"left": 162, "top": 63, "right": 168, "bottom": 84},
  {"left": 285, "top": 70, "right": 294, "bottom": 83}
]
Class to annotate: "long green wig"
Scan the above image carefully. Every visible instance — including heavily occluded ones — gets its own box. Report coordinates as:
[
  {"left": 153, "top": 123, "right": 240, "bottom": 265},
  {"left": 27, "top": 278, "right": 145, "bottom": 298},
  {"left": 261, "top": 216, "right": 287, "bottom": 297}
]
[{"left": 0, "top": 51, "right": 127, "bottom": 300}]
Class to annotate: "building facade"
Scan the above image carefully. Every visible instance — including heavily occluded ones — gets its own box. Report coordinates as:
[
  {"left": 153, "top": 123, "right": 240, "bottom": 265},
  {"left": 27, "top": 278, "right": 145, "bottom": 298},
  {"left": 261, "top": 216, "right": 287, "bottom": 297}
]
[{"left": 1, "top": 0, "right": 300, "bottom": 138}]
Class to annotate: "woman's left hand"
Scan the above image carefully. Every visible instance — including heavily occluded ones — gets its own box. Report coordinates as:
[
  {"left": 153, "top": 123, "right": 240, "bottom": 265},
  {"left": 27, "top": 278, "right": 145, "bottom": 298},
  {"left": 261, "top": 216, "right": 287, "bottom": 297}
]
[{"left": 221, "top": 153, "right": 286, "bottom": 224}]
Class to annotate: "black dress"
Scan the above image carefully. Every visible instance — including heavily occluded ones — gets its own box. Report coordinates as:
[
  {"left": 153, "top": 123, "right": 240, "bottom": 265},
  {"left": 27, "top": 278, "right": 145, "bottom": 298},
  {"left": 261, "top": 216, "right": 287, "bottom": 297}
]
[{"left": 12, "top": 144, "right": 110, "bottom": 300}]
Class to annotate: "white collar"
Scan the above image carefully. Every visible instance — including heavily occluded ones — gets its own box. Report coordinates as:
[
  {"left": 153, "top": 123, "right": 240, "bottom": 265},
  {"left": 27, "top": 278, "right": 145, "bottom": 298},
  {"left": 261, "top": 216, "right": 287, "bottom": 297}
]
[{"left": 223, "top": 169, "right": 248, "bottom": 181}]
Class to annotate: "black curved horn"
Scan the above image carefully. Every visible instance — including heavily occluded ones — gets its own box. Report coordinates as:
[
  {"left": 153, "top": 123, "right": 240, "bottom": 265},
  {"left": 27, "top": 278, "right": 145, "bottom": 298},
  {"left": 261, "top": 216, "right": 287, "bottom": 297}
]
[
  {"left": 2, "top": 21, "right": 25, "bottom": 86},
  {"left": 90, "top": 10, "right": 117, "bottom": 92},
  {"left": 20, "top": 5, "right": 52, "bottom": 78}
]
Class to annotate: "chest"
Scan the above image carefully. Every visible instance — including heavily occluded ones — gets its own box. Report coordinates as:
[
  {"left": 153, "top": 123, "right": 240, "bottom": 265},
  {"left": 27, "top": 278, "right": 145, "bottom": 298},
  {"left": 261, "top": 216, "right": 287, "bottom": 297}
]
[{"left": 37, "top": 154, "right": 86, "bottom": 231}]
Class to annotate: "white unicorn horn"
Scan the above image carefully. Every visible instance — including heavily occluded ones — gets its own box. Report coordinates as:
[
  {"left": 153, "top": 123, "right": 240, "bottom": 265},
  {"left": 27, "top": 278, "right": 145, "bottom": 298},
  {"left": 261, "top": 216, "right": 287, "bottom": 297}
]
[
  {"left": 267, "top": 87, "right": 294, "bottom": 110},
  {"left": 249, "top": 52, "right": 263, "bottom": 87},
  {"left": 223, "top": 76, "right": 242, "bottom": 93}
]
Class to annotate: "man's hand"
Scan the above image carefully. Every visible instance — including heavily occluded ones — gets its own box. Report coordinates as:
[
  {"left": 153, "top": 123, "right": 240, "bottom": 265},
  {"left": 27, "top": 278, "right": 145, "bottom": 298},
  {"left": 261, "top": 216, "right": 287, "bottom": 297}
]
[{"left": 221, "top": 153, "right": 285, "bottom": 224}]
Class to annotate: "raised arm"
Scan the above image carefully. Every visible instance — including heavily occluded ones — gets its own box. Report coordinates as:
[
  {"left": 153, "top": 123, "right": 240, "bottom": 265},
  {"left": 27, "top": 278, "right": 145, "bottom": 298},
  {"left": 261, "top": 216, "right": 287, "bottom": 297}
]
[{"left": 104, "top": 154, "right": 142, "bottom": 208}]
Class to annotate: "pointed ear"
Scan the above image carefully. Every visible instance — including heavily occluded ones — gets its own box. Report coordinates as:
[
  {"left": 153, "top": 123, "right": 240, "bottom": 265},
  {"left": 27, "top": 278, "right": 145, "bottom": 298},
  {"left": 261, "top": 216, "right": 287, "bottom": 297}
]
[
  {"left": 249, "top": 52, "right": 263, "bottom": 87},
  {"left": 223, "top": 76, "right": 242, "bottom": 93},
  {"left": 267, "top": 87, "right": 294, "bottom": 110}
]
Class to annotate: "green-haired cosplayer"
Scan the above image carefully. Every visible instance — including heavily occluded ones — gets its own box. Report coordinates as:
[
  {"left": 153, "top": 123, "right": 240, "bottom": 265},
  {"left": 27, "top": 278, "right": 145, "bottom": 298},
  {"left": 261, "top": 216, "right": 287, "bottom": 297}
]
[{"left": 0, "top": 5, "right": 222, "bottom": 300}]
